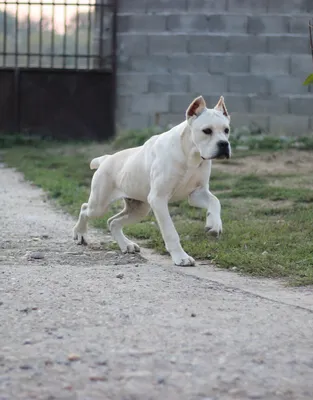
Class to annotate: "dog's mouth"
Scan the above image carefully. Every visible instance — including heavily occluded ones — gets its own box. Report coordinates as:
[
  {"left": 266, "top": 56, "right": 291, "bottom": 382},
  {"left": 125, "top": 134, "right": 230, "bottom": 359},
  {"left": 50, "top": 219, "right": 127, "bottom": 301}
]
[
  {"left": 201, "top": 153, "right": 230, "bottom": 161},
  {"left": 216, "top": 153, "right": 230, "bottom": 160}
]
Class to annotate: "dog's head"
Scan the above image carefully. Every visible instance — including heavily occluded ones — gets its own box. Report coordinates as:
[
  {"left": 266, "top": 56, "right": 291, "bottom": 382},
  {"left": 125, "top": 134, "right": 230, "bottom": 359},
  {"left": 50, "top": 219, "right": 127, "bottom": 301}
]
[{"left": 186, "top": 95, "right": 231, "bottom": 161}]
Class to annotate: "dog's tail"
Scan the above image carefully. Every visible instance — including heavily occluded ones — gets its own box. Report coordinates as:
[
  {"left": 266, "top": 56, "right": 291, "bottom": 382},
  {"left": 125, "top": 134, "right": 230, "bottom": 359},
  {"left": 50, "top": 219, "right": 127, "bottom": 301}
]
[{"left": 90, "top": 155, "right": 109, "bottom": 170}]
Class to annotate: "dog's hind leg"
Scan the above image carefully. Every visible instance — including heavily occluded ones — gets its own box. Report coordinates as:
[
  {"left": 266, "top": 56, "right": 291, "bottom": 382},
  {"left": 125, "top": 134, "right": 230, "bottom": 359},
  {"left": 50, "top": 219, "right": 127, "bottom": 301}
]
[
  {"left": 108, "top": 198, "right": 150, "bottom": 253},
  {"left": 188, "top": 187, "right": 222, "bottom": 236},
  {"left": 73, "top": 171, "right": 113, "bottom": 245}
]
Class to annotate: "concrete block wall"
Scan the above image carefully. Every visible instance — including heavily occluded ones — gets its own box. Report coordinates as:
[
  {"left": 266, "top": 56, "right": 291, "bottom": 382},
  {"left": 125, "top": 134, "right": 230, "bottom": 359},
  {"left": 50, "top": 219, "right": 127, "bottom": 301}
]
[{"left": 116, "top": 0, "right": 313, "bottom": 135}]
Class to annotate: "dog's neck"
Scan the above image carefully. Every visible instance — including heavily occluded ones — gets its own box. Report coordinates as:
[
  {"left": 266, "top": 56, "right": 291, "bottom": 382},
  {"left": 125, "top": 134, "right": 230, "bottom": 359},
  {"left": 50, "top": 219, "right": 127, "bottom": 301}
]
[{"left": 180, "top": 122, "right": 202, "bottom": 167}]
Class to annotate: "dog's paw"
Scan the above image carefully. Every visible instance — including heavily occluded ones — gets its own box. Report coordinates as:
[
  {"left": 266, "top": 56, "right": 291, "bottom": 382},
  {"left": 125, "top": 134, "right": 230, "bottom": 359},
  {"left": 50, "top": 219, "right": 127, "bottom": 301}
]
[
  {"left": 121, "top": 242, "right": 141, "bottom": 254},
  {"left": 205, "top": 214, "right": 222, "bottom": 237},
  {"left": 172, "top": 252, "right": 195, "bottom": 267},
  {"left": 73, "top": 228, "right": 88, "bottom": 246}
]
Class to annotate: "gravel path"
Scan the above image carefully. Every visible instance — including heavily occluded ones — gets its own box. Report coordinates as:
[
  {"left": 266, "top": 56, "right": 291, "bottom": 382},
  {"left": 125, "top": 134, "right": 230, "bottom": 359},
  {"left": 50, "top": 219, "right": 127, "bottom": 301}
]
[{"left": 1, "top": 164, "right": 313, "bottom": 400}]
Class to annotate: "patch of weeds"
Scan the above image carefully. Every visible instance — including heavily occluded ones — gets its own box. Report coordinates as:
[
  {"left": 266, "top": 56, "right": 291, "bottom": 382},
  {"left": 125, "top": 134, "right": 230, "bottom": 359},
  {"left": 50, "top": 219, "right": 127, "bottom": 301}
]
[{"left": 112, "top": 127, "right": 162, "bottom": 150}]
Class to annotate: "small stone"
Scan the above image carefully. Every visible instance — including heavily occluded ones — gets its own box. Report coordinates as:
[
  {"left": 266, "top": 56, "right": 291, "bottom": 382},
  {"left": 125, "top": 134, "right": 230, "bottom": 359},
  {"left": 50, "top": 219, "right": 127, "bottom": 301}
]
[
  {"left": 23, "top": 339, "right": 32, "bottom": 345},
  {"left": 20, "top": 307, "right": 31, "bottom": 313},
  {"left": 135, "top": 264, "right": 139, "bottom": 267},
  {"left": 20, "top": 364, "right": 32, "bottom": 370},
  {"left": 68, "top": 353, "right": 80, "bottom": 361},
  {"left": 157, "top": 377, "right": 166, "bottom": 384},
  {"left": 231, "top": 267, "right": 237, "bottom": 271},
  {"left": 116, "top": 273, "right": 124, "bottom": 279},
  {"left": 28, "top": 252, "right": 44, "bottom": 260},
  {"left": 262, "top": 251, "right": 268, "bottom": 256},
  {"left": 45, "top": 360, "right": 53, "bottom": 366},
  {"left": 96, "top": 360, "right": 107, "bottom": 366},
  {"left": 191, "top": 313, "right": 196, "bottom": 317},
  {"left": 106, "top": 251, "right": 116, "bottom": 256},
  {"left": 89, "top": 376, "right": 107, "bottom": 382},
  {"left": 41, "top": 234, "right": 49, "bottom": 239}
]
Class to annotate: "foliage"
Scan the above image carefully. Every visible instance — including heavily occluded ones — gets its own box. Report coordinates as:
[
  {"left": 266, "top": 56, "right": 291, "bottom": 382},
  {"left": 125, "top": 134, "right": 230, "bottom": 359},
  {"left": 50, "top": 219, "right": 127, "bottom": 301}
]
[{"left": 303, "top": 73, "right": 313, "bottom": 86}]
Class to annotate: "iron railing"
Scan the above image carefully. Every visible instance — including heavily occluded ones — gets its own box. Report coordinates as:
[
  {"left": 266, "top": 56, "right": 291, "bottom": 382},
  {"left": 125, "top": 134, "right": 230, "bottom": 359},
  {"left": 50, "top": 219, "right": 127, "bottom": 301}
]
[{"left": 0, "top": 0, "right": 116, "bottom": 70}]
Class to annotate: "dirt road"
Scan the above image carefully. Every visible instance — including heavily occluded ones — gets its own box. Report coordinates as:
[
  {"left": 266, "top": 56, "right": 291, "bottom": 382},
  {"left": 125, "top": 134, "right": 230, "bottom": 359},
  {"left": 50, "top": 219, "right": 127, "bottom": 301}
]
[{"left": 1, "top": 163, "right": 313, "bottom": 400}]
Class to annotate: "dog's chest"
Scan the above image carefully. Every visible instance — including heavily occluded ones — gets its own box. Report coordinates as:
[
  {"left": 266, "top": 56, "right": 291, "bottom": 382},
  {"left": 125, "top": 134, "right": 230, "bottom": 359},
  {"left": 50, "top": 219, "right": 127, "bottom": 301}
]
[{"left": 170, "top": 166, "right": 204, "bottom": 201}]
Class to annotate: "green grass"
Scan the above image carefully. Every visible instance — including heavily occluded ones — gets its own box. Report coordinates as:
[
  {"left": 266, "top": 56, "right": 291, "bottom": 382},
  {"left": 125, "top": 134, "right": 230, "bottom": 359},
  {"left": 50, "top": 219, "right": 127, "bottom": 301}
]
[{"left": 3, "top": 138, "right": 313, "bottom": 286}]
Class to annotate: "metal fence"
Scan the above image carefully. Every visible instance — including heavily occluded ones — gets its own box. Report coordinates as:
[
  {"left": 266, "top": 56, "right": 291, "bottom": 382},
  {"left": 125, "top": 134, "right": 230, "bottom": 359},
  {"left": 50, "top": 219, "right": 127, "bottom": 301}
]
[
  {"left": 0, "top": 0, "right": 116, "bottom": 69},
  {"left": 0, "top": 0, "right": 117, "bottom": 139}
]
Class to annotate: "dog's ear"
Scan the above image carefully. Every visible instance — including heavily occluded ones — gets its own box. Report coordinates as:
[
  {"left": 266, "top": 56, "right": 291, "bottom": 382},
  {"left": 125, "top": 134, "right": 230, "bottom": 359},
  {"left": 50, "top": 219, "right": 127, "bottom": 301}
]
[
  {"left": 214, "top": 96, "right": 230, "bottom": 120},
  {"left": 186, "top": 96, "right": 206, "bottom": 119}
]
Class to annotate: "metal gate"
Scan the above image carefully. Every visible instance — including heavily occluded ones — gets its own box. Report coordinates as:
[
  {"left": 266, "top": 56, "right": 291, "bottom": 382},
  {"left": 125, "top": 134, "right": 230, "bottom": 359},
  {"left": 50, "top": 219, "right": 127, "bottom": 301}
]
[{"left": 0, "top": 0, "right": 117, "bottom": 140}]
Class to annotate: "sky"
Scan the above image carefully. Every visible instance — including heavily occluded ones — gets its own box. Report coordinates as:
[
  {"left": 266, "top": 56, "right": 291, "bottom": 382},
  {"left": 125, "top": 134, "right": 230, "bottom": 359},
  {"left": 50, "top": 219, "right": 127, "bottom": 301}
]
[{"left": 0, "top": 0, "right": 95, "bottom": 33}]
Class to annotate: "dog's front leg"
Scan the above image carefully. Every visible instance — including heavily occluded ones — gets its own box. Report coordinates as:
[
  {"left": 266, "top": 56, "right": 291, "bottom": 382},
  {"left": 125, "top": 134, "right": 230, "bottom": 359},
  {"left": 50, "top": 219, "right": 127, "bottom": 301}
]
[
  {"left": 189, "top": 187, "right": 222, "bottom": 236},
  {"left": 148, "top": 193, "right": 195, "bottom": 266}
]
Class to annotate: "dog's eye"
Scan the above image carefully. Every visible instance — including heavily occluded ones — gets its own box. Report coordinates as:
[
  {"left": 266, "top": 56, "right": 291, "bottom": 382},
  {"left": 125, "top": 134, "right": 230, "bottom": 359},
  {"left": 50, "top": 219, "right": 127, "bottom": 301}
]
[
  {"left": 224, "top": 128, "right": 229, "bottom": 134},
  {"left": 203, "top": 128, "right": 212, "bottom": 135}
]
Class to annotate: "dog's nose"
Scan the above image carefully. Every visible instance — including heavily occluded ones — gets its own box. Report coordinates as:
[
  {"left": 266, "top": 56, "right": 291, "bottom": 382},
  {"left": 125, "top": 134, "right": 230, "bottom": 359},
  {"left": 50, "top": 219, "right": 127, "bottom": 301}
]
[
  {"left": 217, "top": 140, "right": 229, "bottom": 149},
  {"left": 216, "top": 140, "right": 230, "bottom": 159}
]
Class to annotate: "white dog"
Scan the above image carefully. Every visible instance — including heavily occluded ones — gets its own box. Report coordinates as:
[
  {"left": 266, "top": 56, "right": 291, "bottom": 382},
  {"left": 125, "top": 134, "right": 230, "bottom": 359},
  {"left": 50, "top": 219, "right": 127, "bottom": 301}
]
[{"left": 73, "top": 95, "right": 231, "bottom": 266}]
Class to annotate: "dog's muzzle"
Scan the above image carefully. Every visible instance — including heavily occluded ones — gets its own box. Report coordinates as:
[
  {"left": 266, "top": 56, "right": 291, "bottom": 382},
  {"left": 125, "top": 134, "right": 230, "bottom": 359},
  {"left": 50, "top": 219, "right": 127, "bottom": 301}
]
[{"left": 215, "top": 140, "right": 230, "bottom": 159}]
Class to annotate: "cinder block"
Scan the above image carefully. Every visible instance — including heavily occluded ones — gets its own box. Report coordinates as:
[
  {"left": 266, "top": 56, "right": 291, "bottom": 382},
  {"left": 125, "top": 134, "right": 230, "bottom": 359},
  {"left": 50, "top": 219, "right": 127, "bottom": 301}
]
[
  {"left": 117, "top": 15, "right": 129, "bottom": 33},
  {"left": 187, "top": 0, "right": 227, "bottom": 11},
  {"left": 231, "top": 113, "right": 269, "bottom": 131},
  {"left": 250, "top": 95, "right": 289, "bottom": 114},
  {"left": 269, "top": 115, "right": 310, "bottom": 136},
  {"left": 117, "top": 73, "right": 148, "bottom": 94},
  {"left": 116, "top": 95, "right": 132, "bottom": 115},
  {"left": 128, "top": 56, "right": 169, "bottom": 73},
  {"left": 146, "top": 0, "right": 187, "bottom": 12},
  {"left": 228, "top": 75, "right": 269, "bottom": 94},
  {"left": 211, "top": 14, "right": 247, "bottom": 33},
  {"left": 131, "top": 93, "right": 169, "bottom": 113},
  {"left": 189, "top": 74, "right": 227, "bottom": 93},
  {"left": 167, "top": 14, "right": 247, "bottom": 33},
  {"left": 268, "top": 0, "right": 309, "bottom": 13},
  {"left": 170, "top": 94, "right": 197, "bottom": 113},
  {"left": 220, "top": 94, "right": 250, "bottom": 113},
  {"left": 247, "top": 16, "right": 289, "bottom": 34},
  {"left": 268, "top": 35, "right": 309, "bottom": 54},
  {"left": 148, "top": 74, "right": 189, "bottom": 93},
  {"left": 228, "top": 35, "right": 267, "bottom": 53},
  {"left": 188, "top": 34, "right": 228, "bottom": 53},
  {"left": 208, "top": 54, "right": 249, "bottom": 74},
  {"left": 289, "top": 16, "right": 312, "bottom": 34},
  {"left": 119, "top": 14, "right": 167, "bottom": 33},
  {"left": 168, "top": 55, "right": 209, "bottom": 73},
  {"left": 228, "top": 0, "right": 267, "bottom": 12},
  {"left": 250, "top": 55, "right": 289, "bottom": 75},
  {"left": 156, "top": 113, "right": 185, "bottom": 128},
  {"left": 270, "top": 76, "right": 311, "bottom": 95},
  {"left": 167, "top": 14, "right": 211, "bottom": 32},
  {"left": 119, "top": 0, "right": 145, "bottom": 12},
  {"left": 149, "top": 34, "right": 188, "bottom": 55},
  {"left": 117, "top": 34, "right": 148, "bottom": 56},
  {"left": 289, "top": 95, "right": 313, "bottom": 115},
  {"left": 290, "top": 55, "right": 313, "bottom": 77},
  {"left": 117, "top": 114, "right": 151, "bottom": 130}
]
